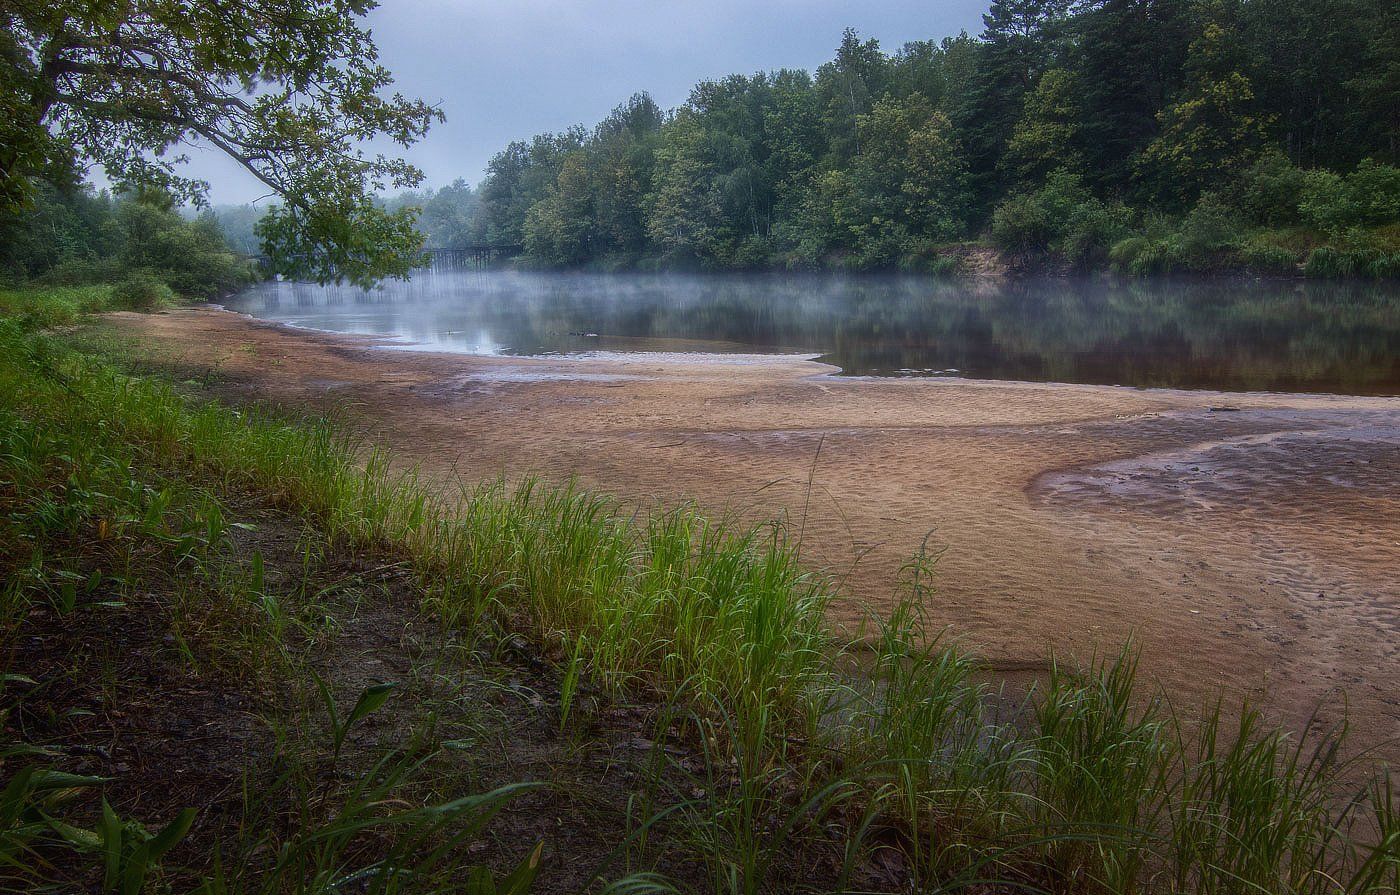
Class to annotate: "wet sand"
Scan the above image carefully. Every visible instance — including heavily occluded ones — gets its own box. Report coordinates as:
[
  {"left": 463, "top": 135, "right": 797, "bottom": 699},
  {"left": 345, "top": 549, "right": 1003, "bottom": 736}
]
[{"left": 109, "top": 307, "right": 1400, "bottom": 756}]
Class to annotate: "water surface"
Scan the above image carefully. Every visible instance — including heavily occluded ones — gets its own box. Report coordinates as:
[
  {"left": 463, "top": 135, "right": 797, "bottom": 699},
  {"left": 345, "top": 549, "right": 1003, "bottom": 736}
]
[{"left": 224, "top": 270, "right": 1400, "bottom": 395}]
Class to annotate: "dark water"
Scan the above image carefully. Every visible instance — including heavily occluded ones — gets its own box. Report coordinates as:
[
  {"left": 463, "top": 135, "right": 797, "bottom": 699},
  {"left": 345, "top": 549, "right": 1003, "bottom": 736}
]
[{"left": 224, "top": 270, "right": 1400, "bottom": 395}]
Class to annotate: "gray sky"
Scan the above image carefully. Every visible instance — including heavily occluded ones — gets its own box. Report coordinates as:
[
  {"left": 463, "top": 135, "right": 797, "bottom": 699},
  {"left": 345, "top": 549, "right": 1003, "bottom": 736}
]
[{"left": 182, "top": 0, "right": 988, "bottom": 205}]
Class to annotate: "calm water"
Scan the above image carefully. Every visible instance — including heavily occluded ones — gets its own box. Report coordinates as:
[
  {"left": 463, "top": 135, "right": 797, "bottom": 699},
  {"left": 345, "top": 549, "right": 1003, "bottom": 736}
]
[{"left": 224, "top": 270, "right": 1400, "bottom": 395}]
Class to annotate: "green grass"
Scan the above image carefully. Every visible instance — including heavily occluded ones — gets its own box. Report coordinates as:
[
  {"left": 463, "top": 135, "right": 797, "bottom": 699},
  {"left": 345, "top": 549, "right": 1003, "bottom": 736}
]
[
  {"left": 1, "top": 293, "right": 1397, "bottom": 892},
  {"left": 0, "top": 284, "right": 115, "bottom": 329}
]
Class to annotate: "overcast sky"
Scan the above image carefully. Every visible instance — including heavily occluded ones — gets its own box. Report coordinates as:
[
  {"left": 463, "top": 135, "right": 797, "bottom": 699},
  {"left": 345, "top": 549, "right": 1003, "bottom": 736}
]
[{"left": 181, "top": 0, "right": 989, "bottom": 205}]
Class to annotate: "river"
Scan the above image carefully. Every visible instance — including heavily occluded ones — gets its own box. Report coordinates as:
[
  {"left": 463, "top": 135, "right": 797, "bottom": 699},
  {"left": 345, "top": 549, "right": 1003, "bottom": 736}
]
[{"left": 224, "top": 270, "right": 1400, "bottom": 396}]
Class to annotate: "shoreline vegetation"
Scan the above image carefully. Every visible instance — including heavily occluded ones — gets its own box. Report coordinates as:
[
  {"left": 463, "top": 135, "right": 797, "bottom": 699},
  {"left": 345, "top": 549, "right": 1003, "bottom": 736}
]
[
  {"left": 336, "top": 3, "right": 1398, "bottom": 281},
  {"left": 3, "top": 285, "right": 1397, "bottom": 891}
]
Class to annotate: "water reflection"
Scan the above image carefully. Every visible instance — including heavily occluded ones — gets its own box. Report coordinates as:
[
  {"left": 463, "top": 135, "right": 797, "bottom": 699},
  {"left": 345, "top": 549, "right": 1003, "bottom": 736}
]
[{"left": 224, "top": 270, "right": 1400, "bottom": 395}]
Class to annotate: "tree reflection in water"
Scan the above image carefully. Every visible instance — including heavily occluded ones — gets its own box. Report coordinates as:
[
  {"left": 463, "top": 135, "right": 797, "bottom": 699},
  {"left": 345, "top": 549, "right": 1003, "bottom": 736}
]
[{"left": 229, "top": 271, "right": 1400, "bottom": 395}]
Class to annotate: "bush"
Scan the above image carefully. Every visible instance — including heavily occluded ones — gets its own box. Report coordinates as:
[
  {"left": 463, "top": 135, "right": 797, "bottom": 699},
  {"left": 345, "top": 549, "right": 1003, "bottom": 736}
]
[
  {"left": 1231, "top": 152, "right": 1308, "bottom": 226},
  {"left": 1298, "top": 170, "right": 1352, "bottom": 231},
  {"left": 111, "top": 271, "right": 176, "bottom": 311},
  {"left": 1347, "top": 159, "right": 1400, "bottom": 226},
  {"left": 1299, "top": 160, "right": 1400, "bottom": 232},
  {"left": 1109, "top": 236, "right": 1152, "bottom": 271},
  {"left": 1176, "top": 194, "right": 1244, "bottom": 257},
  {"left": 1367, "top": 253, "right": 1400, "bottom": 279},
  {"left": 1305, "top": 246, "right": 1400, "bottom": 279},
  {"left": 991, "top": 171, "right": 1127, "bottom": 266},
  {"left": 1061, "top": 200, "right": 1131, "bottom": 265},
  {"left": 899, "top": 246, "right": 960, "bottom": 275},
  {"left": 0, "top": 285, "right": 114, "bottom": 329},
  {"left": 38, "top": 256, "right": 124, "bottom": 287},
  {"left": 1238, "top": 240, "right": 1299, "bottom": 273},
  {"left": 991, "top": 192, "right": 1056, "bottom": 254}
]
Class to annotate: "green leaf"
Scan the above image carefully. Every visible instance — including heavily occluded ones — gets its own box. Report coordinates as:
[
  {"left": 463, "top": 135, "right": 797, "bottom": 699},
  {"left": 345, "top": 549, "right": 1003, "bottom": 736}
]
[
  {"left": 121, "top": 841, "right": 150, "bottom": 895},
  {"left": 499, "top": 841, "right": 544, "bottom": 895},
  {"left": 146, "top": 808, "right": 196, "bottom": 860},
  {"left": 464, "top": 865, "right": 498, "bottom": 895},
  {"left": 100, "top": 799, "right": 122, "bottom": 891},
  {"left": 346, "top": 682, "right": 398, "bottom": 730}
]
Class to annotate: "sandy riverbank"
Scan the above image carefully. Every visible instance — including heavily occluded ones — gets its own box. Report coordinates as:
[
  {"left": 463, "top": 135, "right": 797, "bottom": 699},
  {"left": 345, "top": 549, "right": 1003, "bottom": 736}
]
[{"left": 108, "top": 307, "right": 1400, "bottom": 755}]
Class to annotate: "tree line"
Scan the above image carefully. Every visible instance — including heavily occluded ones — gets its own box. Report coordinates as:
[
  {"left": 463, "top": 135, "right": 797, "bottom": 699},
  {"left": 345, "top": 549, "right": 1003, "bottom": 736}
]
[
  {"left": 410, "top": 0, "right": 1400, "bottom": 275},
  {"left": 0, "top": 180, "right": 253, "bottom": 300}
]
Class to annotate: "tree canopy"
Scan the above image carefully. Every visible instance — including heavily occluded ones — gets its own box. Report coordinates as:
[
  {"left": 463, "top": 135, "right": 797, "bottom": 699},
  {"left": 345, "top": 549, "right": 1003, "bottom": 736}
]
[
  {"left": 410, "top": 0, "right": 1397, "bottom": 274},
  {"left": 0, "top": 0, "right": 439, "bottom": 285}
]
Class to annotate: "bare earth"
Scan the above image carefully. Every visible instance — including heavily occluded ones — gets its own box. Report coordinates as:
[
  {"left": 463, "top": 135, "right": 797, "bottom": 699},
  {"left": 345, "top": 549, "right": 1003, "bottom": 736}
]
[{"left": 111, "top": 308, "right": 1400, "bottom": 755}]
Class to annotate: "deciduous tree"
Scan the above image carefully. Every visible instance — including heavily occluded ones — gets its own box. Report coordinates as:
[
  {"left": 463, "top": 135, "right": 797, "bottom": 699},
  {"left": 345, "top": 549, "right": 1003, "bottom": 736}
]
[{"left": 0, "top": 0, "right": 441, "bottom": 285}]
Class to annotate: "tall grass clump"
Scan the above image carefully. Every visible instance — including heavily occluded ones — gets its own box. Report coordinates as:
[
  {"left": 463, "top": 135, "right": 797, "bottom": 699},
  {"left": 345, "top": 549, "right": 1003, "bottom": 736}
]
[
  {"left": 845, "top": 553, "right": 1026, "bottom": 885},
  {"left": 430, "top": 481, "right": 835, "bottom": 758},
  {"left": 1166, "top": 706, "right": 1377, "bottom": 895},
  {"left": 1030, "top": 648, "right": 1170, "bottom": 892}
]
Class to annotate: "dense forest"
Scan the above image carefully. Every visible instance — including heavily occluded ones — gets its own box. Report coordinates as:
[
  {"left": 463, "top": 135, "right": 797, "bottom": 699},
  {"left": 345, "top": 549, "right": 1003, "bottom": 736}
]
[
  {"left": 6, "top": 0, "right": 1398, "bottom": 284},
  {"left": 399, "top": 0, "right": 1400, "bottom": 276}
]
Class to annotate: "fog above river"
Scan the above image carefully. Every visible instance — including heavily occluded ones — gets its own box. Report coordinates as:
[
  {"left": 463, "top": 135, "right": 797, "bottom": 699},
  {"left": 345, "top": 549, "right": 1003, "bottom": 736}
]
[{"left": 225, "top": 270, "right": 1400, "bottom": 396}]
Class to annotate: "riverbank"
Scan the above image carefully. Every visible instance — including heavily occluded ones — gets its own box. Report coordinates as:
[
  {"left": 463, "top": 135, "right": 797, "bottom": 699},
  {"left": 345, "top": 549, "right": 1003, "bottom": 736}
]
[
  {"left": 4, "top": 288, "right": 1399, "bottom": 891},
  {"left": 109, "top": 305, "right": 1400, "bottom": 760}
]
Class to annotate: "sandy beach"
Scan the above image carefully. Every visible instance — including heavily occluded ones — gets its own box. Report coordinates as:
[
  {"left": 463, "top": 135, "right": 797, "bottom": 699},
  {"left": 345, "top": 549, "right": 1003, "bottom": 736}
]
[{"left": 110, "top": 307, "right": 1400, "bottom": 756}]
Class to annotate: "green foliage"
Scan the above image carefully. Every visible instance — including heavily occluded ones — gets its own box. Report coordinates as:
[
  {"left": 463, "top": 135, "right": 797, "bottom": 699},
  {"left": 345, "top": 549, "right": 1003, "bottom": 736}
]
[
  {"left": 256, "top": 195, "right": 425, "bottom": 288},
  {"left": 1139, "top": 14, "right": 1273, "bottom": 204},
  {"left": 9, "top": 0, "right": 1395, "bottom": 278},
  {"left": 0, "top": 181, "right": 252, "bottom": 297},
  {"left": 1301, "top": 160, "right": 1400, "bottom": 232},
  {"left": 110, "top": 271, "right": 176, "bottom": 312},
  {"left": 991, "top": 169, "right": 1128, "bottom": 265},
  {"left": 1003, "top": 68, "right": 1084, "bottom": 185},
  {"left": 383, "top": 1, "right": 1400, "bottom": 276},
  {"left": 1304, "top": 244, "right": 1400, "bottom": 280},
  {"left": 0, "top": 766, "right": 194, "bottom": 894},
  {"left": 1230, "top": 151, "right": 1310, "bottom": 227},
  {"left": 0, "top": 285, "right": 113, "bottom": 329},
  {"left": 1109, "top": 194, "right": 1254, "bottom": 276},
  {"left": 1, "top": 1, "right": 439, "bottom": 286},
  {"left": 1238, "top": 239, "right": 1300, "bottom": 274}
]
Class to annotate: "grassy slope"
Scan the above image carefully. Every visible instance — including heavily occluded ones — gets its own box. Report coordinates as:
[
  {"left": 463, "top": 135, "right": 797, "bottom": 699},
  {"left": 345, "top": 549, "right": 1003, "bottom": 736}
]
[{"left": 1, "top": 286, "right": 1397, "bottom": 893}]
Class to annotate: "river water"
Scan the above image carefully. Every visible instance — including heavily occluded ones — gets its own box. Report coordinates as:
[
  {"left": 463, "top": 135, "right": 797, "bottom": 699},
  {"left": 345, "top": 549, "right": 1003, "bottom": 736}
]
[{"left": 223, "top": 269, "right": 1400, "bottom": 395}]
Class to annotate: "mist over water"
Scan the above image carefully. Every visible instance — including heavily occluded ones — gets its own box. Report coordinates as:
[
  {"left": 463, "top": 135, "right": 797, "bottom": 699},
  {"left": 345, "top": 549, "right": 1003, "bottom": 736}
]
[{"left": 224, "top": 270, "right": 1400, "bottom": 395}]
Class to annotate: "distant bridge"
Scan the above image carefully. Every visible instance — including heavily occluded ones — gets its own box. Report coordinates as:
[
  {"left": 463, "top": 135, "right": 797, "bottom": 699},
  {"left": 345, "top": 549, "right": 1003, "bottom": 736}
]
[{"left": 420, "top": 244, "right": 524, "bottom": 268}]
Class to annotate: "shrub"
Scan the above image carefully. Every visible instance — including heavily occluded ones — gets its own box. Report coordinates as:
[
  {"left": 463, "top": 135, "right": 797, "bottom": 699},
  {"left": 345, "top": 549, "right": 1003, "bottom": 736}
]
[
  {"left": 991, "top": 192, "right": 1056, "bottom": 254},
  {"left": 1129, "top": 241, "right": 1182, "bottom": 276},
  {"left": 1298, "top": 170, "right": 1352, "bottom": 231},
  {"left": 1176, "top": 193, "right": 1243, "bottom": 257},
  {"left": 1347, "top": 159, "right": 1400, "bottom": 226},
  {"left": 1231, "top": 151, "right": 1308, "bottom": 226},
  {"left": 992, "top": 171, "right": 1127, "bottom": 266},
  {"left": 111, "top": 271, "right": 176, "bottom": 311},
  {"left": 1367, "top": 253, "right": 1400, "bottom": 279},
  {"left": 1304, "top": 246, "right": 1345, "bottom": 278},
  {"left": 38, "top": 256, "right": 124, "bottom": 287},
  {"left": 1239, "top": 240, "right": 1299, "bottom": 273},
  {"left": 1061, "top": 200, "right": 1132, "bottom": 265},
  {"left": 728, "top": 234, "right": 774, "bottom": 270},
  {"left": 1299, "top": 160, "right": 1400, "bottom": 232},
  {"left": 900, "top": 251, "right": 959, "bottom": 276},
  {"left": 1303, "top": 244, "right": 1384, "bottom": 278},
  {"left": 1109, "top": 236, "right": 1152, "bottom": 271}
]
